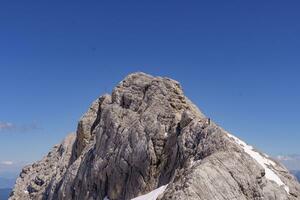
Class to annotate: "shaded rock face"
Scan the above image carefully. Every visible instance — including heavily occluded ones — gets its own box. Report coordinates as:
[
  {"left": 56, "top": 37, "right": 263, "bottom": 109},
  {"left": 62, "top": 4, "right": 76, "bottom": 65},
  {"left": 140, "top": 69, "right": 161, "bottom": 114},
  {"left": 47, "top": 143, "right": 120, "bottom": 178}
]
[{"left": 10, "top": 72, "right": 300, "bottom": 200}]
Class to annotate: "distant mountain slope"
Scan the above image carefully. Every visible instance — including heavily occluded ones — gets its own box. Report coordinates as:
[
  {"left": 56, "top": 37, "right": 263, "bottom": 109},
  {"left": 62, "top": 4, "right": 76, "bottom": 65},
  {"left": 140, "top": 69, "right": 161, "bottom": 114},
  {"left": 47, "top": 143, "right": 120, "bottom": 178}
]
[
  {"left": 0, "top": 188, "right": 11, "bottom": 200},
  {"left": 291, "top": 171, "right": 300, "bottom": 182},
  {"left": 277, "top": 155, "right": 300, "bottom": 171},
  {"left": 276, "top": 155, "right": 300, "bottom": 183}
]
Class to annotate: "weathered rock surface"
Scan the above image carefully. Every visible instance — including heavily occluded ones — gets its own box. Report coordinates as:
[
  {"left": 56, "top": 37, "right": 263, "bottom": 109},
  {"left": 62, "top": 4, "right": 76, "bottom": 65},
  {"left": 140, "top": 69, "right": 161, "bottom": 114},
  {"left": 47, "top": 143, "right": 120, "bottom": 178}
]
[
  {"left": 10, "top": 72, "right": 300, "bottom": 200},
  {"left": 10, "top": 133, "right": 76, "bottom": 200}
]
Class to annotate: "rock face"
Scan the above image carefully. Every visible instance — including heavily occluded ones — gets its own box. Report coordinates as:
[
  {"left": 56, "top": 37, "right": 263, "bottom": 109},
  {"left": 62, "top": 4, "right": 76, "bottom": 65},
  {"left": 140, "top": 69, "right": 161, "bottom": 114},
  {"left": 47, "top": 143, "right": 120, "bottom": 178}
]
[
  {"left": 10, "top": 72, "right": 300, "bottom": 200},
  {"left": 10, "top": 134, "right": 76, "bottom": 200}
]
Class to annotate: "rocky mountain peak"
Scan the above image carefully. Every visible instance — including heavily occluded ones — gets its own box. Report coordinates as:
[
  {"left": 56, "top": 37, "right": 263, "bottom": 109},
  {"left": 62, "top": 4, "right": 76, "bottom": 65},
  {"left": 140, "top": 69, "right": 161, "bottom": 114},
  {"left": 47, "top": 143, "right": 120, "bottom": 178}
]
[{"left": 10, "top": 72, "right": 300, "bottom": 200}]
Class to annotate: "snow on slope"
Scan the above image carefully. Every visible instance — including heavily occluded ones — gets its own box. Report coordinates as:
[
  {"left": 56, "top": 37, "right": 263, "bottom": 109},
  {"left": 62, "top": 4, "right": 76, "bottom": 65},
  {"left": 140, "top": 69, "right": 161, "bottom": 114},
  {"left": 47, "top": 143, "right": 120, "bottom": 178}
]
[
  {"left": 103, "top": 185, "right": 168, "bottom": 200},
  {"left": 226, "top": 132, "right": 290, "bottom": 194},
  {"left": 131, "top": 185, "right": 168, "bottom": 200}
]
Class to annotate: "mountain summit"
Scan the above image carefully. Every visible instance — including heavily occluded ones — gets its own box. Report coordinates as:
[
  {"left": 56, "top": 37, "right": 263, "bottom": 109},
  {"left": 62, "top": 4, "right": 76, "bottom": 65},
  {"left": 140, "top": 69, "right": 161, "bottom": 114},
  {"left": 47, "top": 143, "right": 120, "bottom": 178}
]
[{"left": 10, "top": 73, "right": 300, "bottom": 200}]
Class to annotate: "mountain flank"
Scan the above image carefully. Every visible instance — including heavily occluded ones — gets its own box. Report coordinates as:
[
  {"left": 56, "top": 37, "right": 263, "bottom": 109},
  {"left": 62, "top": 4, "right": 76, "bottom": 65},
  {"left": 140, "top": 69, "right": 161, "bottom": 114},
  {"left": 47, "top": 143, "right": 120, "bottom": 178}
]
[{"left": 10, "top": 72, "right": 300, "bottom": 200}]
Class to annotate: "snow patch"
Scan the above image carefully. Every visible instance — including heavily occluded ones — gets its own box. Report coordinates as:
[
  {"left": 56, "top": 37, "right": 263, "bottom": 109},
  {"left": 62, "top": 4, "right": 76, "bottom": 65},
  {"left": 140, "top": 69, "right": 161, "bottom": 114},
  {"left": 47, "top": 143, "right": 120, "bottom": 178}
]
[
  {"left": 227, "top": 133, "right": 290, "bottom": 194},
  {"left": 103, "top": 185, "right": 168, "bottom": 200},
  {"left": 131, "top": 185, "right": 168, "bottom": 200}
]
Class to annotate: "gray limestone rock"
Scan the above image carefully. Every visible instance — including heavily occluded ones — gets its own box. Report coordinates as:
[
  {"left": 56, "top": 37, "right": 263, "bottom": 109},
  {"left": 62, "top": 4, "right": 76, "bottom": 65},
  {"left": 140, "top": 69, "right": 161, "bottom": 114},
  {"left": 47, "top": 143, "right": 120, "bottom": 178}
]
[
  {"left": 10, "top": 133, "right": 76, "bottom": 200},
  {"left": 10, "top": 72, "right": 300, "bottom": 200}
]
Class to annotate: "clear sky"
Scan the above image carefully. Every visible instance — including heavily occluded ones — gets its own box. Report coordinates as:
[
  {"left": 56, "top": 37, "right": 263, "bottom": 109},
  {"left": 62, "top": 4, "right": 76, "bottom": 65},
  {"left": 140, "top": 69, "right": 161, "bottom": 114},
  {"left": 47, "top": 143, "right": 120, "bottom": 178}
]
[{"left": 0, "top": 0, "right": 299, "bottom": 170}]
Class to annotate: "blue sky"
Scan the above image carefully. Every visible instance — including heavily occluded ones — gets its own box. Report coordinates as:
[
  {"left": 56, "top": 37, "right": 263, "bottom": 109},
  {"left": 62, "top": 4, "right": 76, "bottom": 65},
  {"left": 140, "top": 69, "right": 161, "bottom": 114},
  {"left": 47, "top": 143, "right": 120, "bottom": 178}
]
[{"left": 0, "top": 0, "right": 300, "bottom": 170}]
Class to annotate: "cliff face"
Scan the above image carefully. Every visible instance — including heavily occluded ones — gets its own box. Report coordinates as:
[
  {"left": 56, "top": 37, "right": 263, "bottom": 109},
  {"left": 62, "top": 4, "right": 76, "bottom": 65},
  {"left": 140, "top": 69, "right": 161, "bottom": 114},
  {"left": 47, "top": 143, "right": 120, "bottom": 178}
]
[{"left": 10, "top": 72, "right": 300, "bottom": 200}]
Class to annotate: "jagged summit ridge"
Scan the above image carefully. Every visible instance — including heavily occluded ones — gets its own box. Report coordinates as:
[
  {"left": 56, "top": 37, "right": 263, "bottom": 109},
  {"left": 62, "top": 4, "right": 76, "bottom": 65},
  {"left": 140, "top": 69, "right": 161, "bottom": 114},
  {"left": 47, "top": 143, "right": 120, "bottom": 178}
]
[{"left": 10, "top": 72, "right": 300, "bottom": 200}]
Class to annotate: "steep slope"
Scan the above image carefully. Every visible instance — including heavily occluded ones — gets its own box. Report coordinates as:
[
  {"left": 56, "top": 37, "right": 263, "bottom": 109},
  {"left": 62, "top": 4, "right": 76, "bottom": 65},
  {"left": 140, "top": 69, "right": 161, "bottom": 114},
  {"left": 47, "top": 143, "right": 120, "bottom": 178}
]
[
  {"left": 10, "top": 134, "right": 76, "bottom": 200},
  {"left": 10, "top": 72, "right": 300, "bottom": 200}
]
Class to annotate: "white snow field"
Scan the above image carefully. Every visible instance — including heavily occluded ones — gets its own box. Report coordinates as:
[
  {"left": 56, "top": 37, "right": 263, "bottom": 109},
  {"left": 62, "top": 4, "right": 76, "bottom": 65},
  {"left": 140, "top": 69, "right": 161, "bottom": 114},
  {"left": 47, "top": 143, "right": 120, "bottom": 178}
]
[
  {"left": 227, "top": 132, "right": 289, "bottom": 193},
  {"left": 103, "top": 185, "right": 168, "bottom": 200}
]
